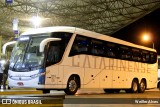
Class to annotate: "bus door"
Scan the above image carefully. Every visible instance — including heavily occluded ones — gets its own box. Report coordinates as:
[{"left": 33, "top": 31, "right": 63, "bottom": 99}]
[{"left": 45, "top": 41, "right": 64, "bottom": 87}]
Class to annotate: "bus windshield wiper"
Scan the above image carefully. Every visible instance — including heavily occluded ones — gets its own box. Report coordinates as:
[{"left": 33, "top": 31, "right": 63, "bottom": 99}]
[{"left": 12, "top": 54, "right": 23, "bottom": 70}]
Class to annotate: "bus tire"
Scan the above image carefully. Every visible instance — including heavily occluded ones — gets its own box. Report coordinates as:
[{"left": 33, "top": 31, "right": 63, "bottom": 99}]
[
  {"left": 64, "top": 76, "right": 79, "bottom": 95},
  {"left": 131, "top": 79, "right": 138, "bottom": 93},
  {"left": 138, "top": 79, "right": 146, "bottom": 93}
]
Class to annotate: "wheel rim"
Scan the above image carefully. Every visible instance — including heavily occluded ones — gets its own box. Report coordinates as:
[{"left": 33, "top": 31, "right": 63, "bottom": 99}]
[
  {"left": 133, "top": 82, "right": 138, "bottom": 92},
  {"left": 140, "top": 82, "right": 145, "bottom": 91},
  {"left": 69, "top": 80, "right": 77, "bottom": 92}
]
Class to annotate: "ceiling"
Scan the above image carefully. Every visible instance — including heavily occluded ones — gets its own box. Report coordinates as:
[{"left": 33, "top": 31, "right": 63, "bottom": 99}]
[{"left": 0, "top": 0, "right": 160, "bottom": 42}]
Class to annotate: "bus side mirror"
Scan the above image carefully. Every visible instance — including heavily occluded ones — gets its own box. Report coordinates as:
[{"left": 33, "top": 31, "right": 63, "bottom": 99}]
[
  {"left": 39, "top": 38, "right": 61, "bottom": 52},
  {"left": 2, "top": 41, "right": 16, "bottom": 54}
]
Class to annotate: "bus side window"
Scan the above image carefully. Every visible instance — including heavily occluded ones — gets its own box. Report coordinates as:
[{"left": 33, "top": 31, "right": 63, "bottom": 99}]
[
  {"left": 46, "top": 42, "right": 61, "bottom": 66},
  {"left": 150, "top": 52, "right": 157, "bottom": 64},
  {"left": 119, "top": 46, "right": 131, "bottom": 60},
  {"left": 106, "top": 43, "right": 116, "bottom": 58},
  {"left": 131, "top": 49, "right": 141, "bottom": 62},
  {"left": 77, "top": 40, "right": 89, "bottom": 53},
  {"left": 91, "top": 39, "right": 104, "bottom": 56},
  {"left": 142, "top": 51, "right": 150, "bottom": 63},
  {"left": 70, "top": 35, "right": 90, "bottom": 56},
  {"left": 47, "top": 46, "right": 59, "bottom": 65}
]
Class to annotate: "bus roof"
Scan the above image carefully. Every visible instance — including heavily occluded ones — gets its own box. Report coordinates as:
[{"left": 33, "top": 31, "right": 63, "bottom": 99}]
[
  {"left": 21, "top": 26, "right": 76, "bottom": 35},
  {"left": 21, "top": 26, "right": 156, "bottom": 52}
]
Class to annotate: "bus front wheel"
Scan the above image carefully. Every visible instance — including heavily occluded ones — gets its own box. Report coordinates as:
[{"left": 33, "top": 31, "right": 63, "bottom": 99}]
[{"left": 64, "top": 76, "right": 79, "bottom": 95}]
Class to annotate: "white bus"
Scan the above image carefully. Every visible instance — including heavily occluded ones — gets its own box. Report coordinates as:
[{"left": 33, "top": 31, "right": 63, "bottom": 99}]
[{"left": 8, "top": 26, "right": 158, "bottom": 95}]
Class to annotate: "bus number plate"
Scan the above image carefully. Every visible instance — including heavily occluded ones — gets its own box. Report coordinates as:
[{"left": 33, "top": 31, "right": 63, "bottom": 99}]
[{"left": 17, "top": 82, "right": 24, "bottom": 86}]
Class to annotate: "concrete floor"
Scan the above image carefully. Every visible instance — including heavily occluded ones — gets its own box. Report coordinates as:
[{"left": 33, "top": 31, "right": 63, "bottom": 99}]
[
  {"left": 64, "top": 88, "right": 160, "bottom": 107},
  {"left": 0, "top": 88, "right": 159, "bottom": 107}
]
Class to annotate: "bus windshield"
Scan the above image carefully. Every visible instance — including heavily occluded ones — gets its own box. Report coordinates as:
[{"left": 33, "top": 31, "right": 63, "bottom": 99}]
[
  {"left": 9, "top": 32, "right": 72, "bottom": 72},
  {"left": 10, "top": 34, "right": 49, "bottom": 72}
]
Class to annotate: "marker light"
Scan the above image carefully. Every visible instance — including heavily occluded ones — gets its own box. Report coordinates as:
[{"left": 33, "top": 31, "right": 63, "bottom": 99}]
[{"left": 19, "top": 36, "right": 29, "bottom": 41}]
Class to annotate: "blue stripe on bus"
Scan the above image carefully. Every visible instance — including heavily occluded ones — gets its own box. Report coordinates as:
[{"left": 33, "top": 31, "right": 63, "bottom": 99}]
[{"left": 39, "top": 68, "right": 45, "bottom": 84}]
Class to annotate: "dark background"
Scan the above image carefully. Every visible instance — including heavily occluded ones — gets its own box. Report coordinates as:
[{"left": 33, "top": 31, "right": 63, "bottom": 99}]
[{"left": 111, "top": 8, "right": 160, "bottom": 54}]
